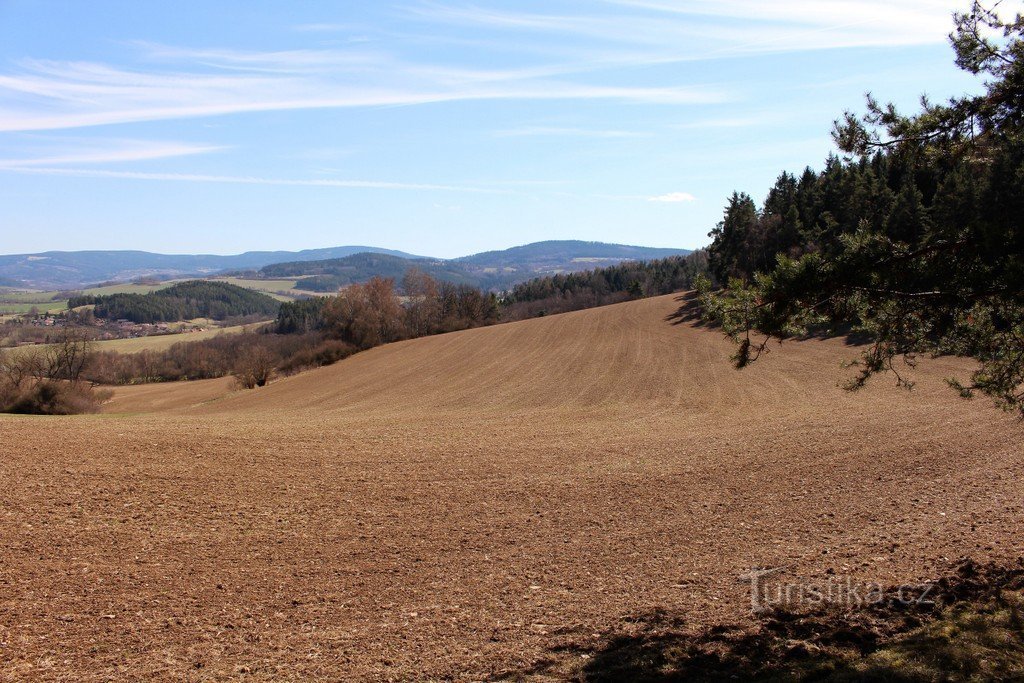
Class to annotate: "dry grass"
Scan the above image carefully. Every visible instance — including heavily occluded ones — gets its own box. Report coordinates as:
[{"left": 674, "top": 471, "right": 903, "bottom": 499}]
[
  {"left": 91, "top": 322, "right": 270, "bottom": 354},
  {"left": 1, "top": 294, "right": 1022, "bottom": 681},
  {"left": 210, "top": 277, "right": 317, "bottom": 301},
  {"left": 79, "top": 283, "right": 171, "bottom": 296},
  {"left": 0, "top": 300, "right": 68, "bottom": 315}
]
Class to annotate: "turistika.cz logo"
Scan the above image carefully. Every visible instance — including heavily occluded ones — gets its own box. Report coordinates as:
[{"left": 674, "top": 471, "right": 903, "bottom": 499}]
[{"left": 741, "top": 567, "right": 936, "bottom": 614}]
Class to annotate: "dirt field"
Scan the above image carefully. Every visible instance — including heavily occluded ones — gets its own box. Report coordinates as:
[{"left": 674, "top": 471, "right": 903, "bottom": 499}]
[{"left": 1, "top": 294, "right": 1022, "bottom": 680}]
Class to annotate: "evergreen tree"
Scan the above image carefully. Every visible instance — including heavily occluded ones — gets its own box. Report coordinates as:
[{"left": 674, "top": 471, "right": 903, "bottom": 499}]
[{"left": 700, "top": 1, "right": 1024, "bottom": 415}]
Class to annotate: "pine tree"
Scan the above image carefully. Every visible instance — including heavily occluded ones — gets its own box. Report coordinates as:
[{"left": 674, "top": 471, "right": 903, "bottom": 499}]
[{"left": 700, "top": 1, "right": 1024, "bottom": 415}]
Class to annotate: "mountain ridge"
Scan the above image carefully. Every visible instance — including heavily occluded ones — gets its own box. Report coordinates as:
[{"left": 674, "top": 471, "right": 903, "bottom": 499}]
[{"left": 0, "top": 240, "right": 693, "bottom": 290}]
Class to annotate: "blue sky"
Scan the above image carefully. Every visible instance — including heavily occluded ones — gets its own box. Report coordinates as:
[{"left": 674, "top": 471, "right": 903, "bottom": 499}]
[{"left": 0, "top": 0, "right": 978, "bottom": 258}]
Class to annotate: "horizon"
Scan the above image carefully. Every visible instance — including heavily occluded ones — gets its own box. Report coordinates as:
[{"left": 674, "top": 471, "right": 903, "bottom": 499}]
[
  {"left": 0, "top": 237, "right": 693, "bottom": 260},
  {"left": 0, "top": 1, "right": 973, "bottom": 258}
]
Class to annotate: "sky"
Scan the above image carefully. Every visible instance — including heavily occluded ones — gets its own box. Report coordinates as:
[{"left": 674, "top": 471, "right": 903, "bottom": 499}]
[{"left": 0, "top": 0, "right": 982, "bottom": 258}]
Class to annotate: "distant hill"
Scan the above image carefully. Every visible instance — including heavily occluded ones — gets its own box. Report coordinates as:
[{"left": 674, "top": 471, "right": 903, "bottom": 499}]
[
  {"left": 453, "top": 240, "right": 691, "bottom": 288},
  {"left": 260, "top": 241, "right": 693, "bottom": 291},
  {"left": 455, "top": 240, "right": 689, "bottom": 268},
  {"left": 0, "top": 240, "right": 692, "bottom": 290},
  {"left": 0, "top": 246, "right": 424, "bottom": 289}
]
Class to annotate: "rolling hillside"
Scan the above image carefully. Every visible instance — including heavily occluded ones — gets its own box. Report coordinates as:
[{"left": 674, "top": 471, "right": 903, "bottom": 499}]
[{"left": 3, "top": 294, "right": 1022, "bottom": 680}]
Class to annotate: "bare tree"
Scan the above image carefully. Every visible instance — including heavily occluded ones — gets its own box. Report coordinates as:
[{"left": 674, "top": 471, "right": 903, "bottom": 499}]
[
  {"left": 43, "top": 327, "right": 94, "bottom": 382},
  {"left": 233, "top": 344, "right": 276, "bottom": 389}
]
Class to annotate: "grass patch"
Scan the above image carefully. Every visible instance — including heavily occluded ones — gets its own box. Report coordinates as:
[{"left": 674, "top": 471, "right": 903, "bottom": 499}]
[
  {"left": 853, "top": 592, "right": 1024, "bottom": 681},
  {"left": 0, "top": 288, "right": 69, "bottom": 313},
  {"left": 79, "top": 282, "right": 172, "bottom": 296},
  {"left": 502, "top": 560, "right": 1024, "bottom": 682},
  {"left": 0, "top": 300, "right": 69, "bottom": 314},
  {"left": 0, "top": 289, "right": 62, "bottom": 304},
  {"left": 211, "top": 277, "right": 322, "bottom": 301}
]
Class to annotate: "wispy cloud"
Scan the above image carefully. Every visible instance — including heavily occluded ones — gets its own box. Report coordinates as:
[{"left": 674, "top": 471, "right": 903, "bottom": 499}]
[
  {"left": 0, "top": 52, "right": 724, "bottom": 132},
  {"left": 606, "top": 0, "right": 958, "bottom": 36},
  {"left": 0, "top": 166, "right": 505, "bottom": 193},
  {"left": 291, "top": 23, "right": 362, "bottom": 33},
  {"left": 0, "top": 140, "right": 224, "bottom": 167},
  {"left": 411, "top": 0, "right": 961, "bottom": 59},
  {"left": 647, "top": 191, "right": 696, "bottom": 202},
  {"left": 671, "top": 113, "right": 789, "bottom": 130},
  {"left": 133, "top": 42, "right": 387, "bottom": 74},
  {"left": 1, "top": 1, "right": 958, "bottom": 135},
  {"left": 494, "top": 125, "right": 648, "bottom": 138}
]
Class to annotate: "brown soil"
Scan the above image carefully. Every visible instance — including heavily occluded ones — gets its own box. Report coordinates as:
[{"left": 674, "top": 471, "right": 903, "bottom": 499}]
[{"left": 1, "top": 294, "right": 1022, "bottom": 681}]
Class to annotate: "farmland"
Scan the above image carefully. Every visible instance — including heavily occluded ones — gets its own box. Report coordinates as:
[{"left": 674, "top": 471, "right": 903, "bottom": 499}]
[
  {"left": 2, "top": 294, "right": 1021, "bottom": 680},
  {"left": 208, "top": 277, "right": 317, "bottom": 300}
]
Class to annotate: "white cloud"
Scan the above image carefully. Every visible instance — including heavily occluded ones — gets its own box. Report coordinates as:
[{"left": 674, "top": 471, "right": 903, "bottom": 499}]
[{"left": 648, "top": 191, "right": 696, "bottom": 202}]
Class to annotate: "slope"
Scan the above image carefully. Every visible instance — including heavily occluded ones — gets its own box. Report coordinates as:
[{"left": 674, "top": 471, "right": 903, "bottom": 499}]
[{"left": 195, "top": 294, "right": 833, "bottom": 418}]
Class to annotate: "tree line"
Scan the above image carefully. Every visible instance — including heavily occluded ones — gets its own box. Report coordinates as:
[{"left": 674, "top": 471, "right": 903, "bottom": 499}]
[
  {"left": 83, "top": 331, "right": 355, "bottom": 388},
  {"left": 275, "top": 270, "right": 500, "bottom": 347},
  {"left": 501, "top": 252, "right": 710, "bottom": 319}
]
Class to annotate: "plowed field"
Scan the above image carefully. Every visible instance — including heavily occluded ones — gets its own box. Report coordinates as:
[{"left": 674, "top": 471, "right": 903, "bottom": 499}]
[{"left": 2, "top": 294, "right": 1022, "bottom": 680}]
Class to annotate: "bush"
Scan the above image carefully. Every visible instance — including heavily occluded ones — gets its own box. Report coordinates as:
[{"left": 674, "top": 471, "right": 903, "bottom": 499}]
[
  {"left": 1, "top": 380, "right": 109, "bottom": 415},
  {"left": 0, "top": 331, "right": 108, "bottom": 415},
  {"left": 232, "top": 346, "right": 276, "bottom": 389},
  {"left": 277, "top": 339, "right": 356, "bottom": 375}
]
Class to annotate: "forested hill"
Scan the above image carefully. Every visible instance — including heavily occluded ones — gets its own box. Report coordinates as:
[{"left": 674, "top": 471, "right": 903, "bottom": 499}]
[
  {"left": 502, "top": 251, "right": 709, "bottom": 318},
  {"left": 263, "top": 253, "right": 482, "bottom": 291},
  {"left": 69, "top": 281, "right": 281, "bottom": 323}
]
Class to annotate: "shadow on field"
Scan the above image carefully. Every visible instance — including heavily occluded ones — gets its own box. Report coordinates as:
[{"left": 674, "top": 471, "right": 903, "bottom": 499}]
[
  {"left": 495, "top": 560, "right": 1024, "bottom": 682},
  {"left": 664, "top": 292, "right": 712, "bottom": 328},
  {"left": 664, "top": 291, "right": 875, "bottom": 347}
]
